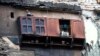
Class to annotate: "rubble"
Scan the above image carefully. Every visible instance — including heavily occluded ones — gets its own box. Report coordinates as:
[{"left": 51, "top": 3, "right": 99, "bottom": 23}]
[
  {"left": 0, "top": 37, "right": 35, "bottom": 56},
  {"left": 0, "top": 38, "right": 9, "bottom": 56}
]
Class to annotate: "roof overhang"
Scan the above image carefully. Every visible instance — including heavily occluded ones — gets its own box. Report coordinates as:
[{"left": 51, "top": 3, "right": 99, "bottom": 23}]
[{"left": 0, "top": 0, "right": 81, "bottom": 14}]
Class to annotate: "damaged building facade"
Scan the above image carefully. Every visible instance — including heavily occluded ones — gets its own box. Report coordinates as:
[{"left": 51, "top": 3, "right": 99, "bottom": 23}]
[
  {"left": 0, "top": 0, "right": 86, "bottom": 56},
  {"left": 80, "top": 0, "right": 100, "bottom": 56}
]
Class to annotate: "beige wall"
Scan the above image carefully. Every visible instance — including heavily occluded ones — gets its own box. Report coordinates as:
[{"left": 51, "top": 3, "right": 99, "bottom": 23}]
[
  {"left": 0, "top": 5, "right": 81, "bottom": 20},
  {"left": 0, "top": 5, "right": 81, "bottom": 36}
]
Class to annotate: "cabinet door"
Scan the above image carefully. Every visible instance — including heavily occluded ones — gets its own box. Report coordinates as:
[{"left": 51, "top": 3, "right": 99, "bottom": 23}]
[
  {"left": 71, "top": 20, "right": 85, "bottom": 39},
  {"left": 47, "top": 18, "right": 60, "bottom": 37},
  {"left": 34, "top": 17, "right": 47, "bottom": 36}
]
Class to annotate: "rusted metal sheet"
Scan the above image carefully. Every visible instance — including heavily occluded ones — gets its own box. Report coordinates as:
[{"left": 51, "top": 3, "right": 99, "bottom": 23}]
[
  {"left": 71, "top": 20, "right": 85, "bottom": 39},
  {"left": 47, "top": 18, "right": 60, "bottom": 37}
]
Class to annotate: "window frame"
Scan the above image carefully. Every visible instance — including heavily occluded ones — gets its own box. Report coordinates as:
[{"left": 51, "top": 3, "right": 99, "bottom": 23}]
[
  {"left": 35, "top": 17, "right": 45, "bottom": 35},
  {"left": 21, "top": 16, "right": 33, "bottom": 34}
]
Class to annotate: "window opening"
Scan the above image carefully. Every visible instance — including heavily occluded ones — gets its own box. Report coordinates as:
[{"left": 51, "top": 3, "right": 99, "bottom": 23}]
[
  {"left": 59, "top": 19, "right": 71, "bottom": 36},
  {"left": 10, "top": 12, "right": 14, "bottom": 18}
]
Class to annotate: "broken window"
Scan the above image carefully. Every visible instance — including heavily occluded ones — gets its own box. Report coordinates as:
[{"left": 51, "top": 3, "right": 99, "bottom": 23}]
[{"left": 35, "top": 19, "right": 45, "bottom": 34}]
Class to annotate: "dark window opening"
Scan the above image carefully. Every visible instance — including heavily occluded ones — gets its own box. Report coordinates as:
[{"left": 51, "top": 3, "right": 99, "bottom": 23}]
[
  {"left": 10, "top": 12, "right": 14, "bottom": 18},
  {"left": 96, "top": 13, "right": 100, "bottom": 20},
  {"left": 59, "top": 19, "right": 71, "bottom": 35},
  {"left": 35, "top": 19, "right": 45, "bottom": 34},
  {"left": 39, "top": 4, "right": 45, "bottom": 6},
  {"left": 86, "top": 17, "right": 89, "bottom": 19}
]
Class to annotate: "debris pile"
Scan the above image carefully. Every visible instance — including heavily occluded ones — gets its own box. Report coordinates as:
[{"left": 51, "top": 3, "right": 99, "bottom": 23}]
[{"left": 0, "top": 38, "right": 9, "bottom": 56}]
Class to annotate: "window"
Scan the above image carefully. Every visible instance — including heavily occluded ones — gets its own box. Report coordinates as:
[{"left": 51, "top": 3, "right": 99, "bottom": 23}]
[
  {"left": 36, "top": 26, "right": 40, "bottom": 33},
  {"left": 22, "top": 18, "right": 27, "bottom": 24},
  {"left": 59, "top": 20, "right": 70, "bottom": 35},
  {"left": 10, "top": 12, "right": 14, "bottom": 18},
  {"left": 59, "top": 20, "right": 70, "bottom": 31},
  {"left": 27, "top": 26, "right": 32, "bottom": 32},
  {"left": 96, "top": 13, "right": 100, "bottom": 20},
  {"left": 35, "top": 19, "right": 45, "bottom": 34},
  {"left": 27, "top": 18, "right": 32, "bottom": 25},
  {"left": 36, "top": 19, "right": 40, "bottom": 25},
  {"left": 22, "top": 25, "right": 27, "bottom": 32},
  {"left": 21, "top": 17, "right": 32, "bottom": 33}
]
